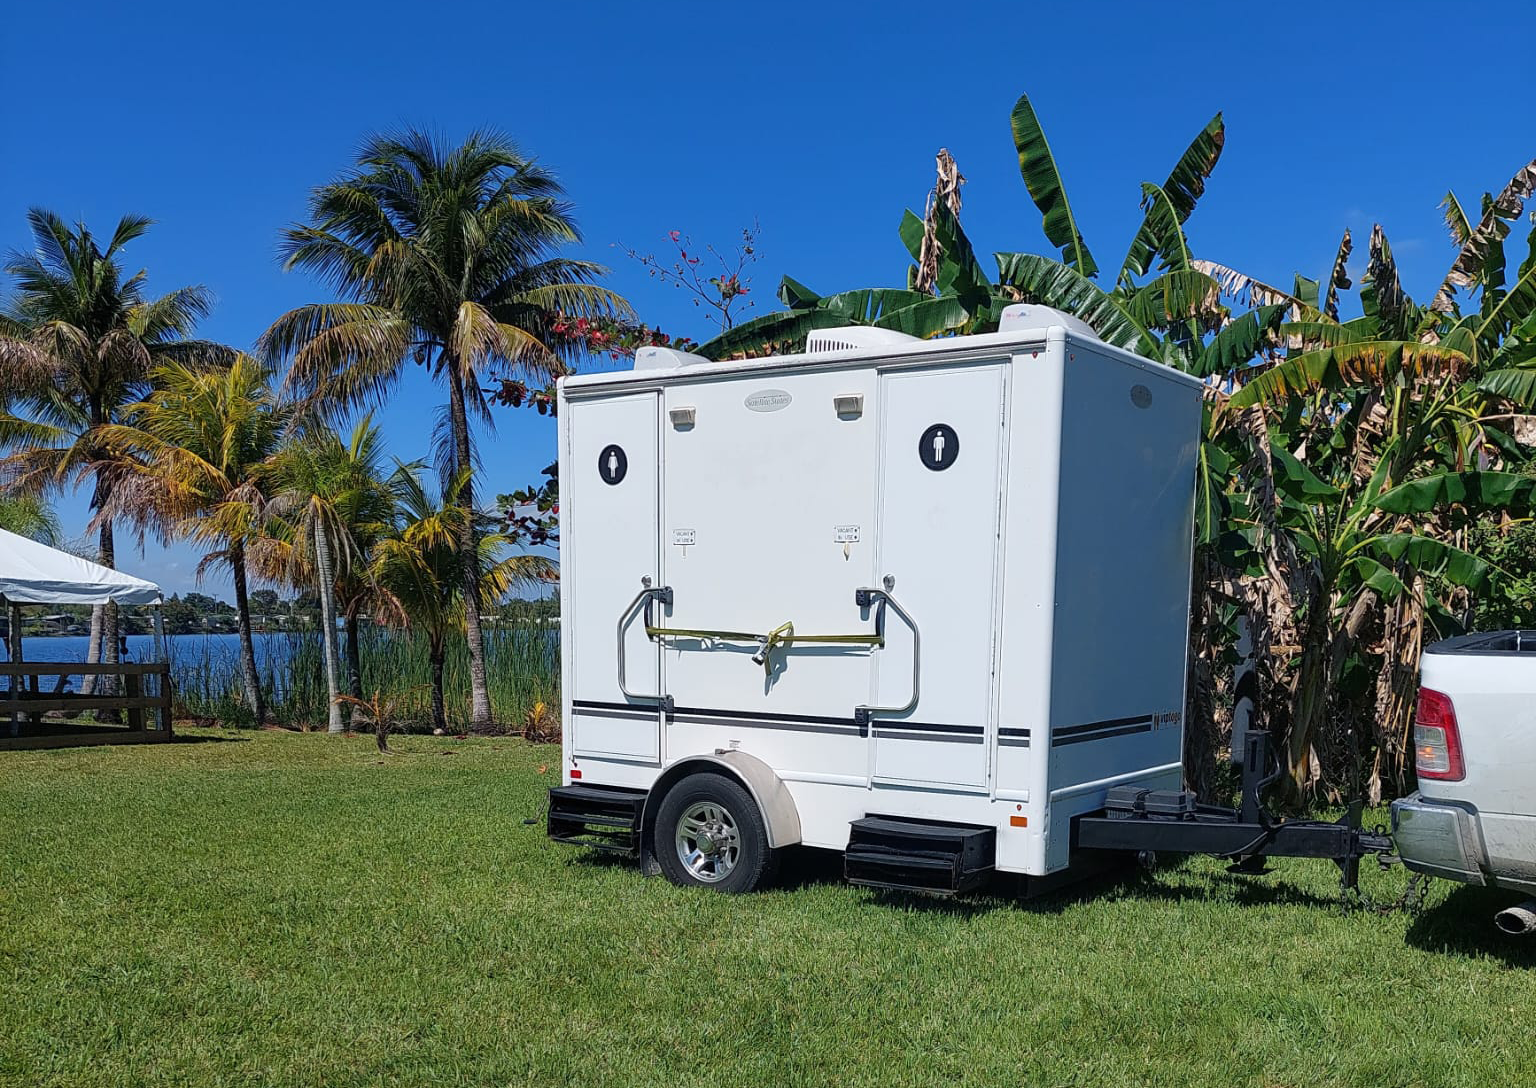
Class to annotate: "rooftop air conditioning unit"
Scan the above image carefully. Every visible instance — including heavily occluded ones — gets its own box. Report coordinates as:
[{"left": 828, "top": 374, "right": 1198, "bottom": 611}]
[{"left": 804, "top": 326, "right": 920, "bottom": 354}]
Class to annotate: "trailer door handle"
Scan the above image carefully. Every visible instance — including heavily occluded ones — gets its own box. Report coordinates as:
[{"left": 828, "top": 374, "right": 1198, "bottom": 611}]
[
  {"left": 617, "top": 578, "right": 673, "bottom": 713},
  {"left": 854, "top": 586, "right": 919, "bottom": 726}
]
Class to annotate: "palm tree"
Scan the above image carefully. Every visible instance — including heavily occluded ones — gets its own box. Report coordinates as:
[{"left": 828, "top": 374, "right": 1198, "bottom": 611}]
[
  {"left": 260, "top": 128, "right": 631, "bottom": 730},
  {"left": 0, "top": 210, "right": 215, "bottom": 692},
  {"left": 0, "top": 495, "right": 59, "bottom": 544},
  {"left": 259, "top": 419, "right": 394, "bottom": 732},
  {"left": 370, "top": 464, "right": 554, "bottom": 734},
  {"left": 97, "top": 354, "right": 290, "bottom": 725}
]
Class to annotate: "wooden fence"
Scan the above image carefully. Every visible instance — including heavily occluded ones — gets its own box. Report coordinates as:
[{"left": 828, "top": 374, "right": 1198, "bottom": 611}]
[{"left": 1, "top": 662, "right": 173, "bottom": 750}]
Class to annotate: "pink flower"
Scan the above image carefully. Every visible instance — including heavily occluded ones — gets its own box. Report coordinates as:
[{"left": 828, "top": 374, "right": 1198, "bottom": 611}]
[{"left": 668, "top": 230, "right": 681, "bottom": 242}]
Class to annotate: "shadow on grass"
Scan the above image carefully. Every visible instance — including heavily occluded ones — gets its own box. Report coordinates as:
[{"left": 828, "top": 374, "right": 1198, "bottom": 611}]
[
  {"left": 171, "top": 733, "right": 249, "bottom": 744},
  {"left": 555, "top": 841, "right": 1384, "bottom": 918},
  {"left": 1405, "top": 884, "right": 1536, "bottom": 967}
]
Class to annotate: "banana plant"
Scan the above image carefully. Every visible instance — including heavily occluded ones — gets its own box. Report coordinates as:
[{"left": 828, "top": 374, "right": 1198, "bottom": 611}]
[{"left": 695, "top": 92, "right": 1231, "bottom": 363}]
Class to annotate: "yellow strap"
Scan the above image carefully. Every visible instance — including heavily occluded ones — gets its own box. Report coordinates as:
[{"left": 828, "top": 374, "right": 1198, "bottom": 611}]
[{"left": 644, "top": 619, "right": 884, "bottom": 674}]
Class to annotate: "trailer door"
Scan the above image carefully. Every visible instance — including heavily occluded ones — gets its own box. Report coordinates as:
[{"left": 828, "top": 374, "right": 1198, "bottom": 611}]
[
  {"left": 872, "top": 362, "right": 1006, "bottom": 789},
  {"left": 566, "top": 391, "right": 663, "bottom": 763}
]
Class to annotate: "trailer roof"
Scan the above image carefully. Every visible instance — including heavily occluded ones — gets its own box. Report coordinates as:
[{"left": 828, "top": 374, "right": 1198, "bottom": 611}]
[{"left": 561, "top": 324, "right": 1206, "bottom": 394}]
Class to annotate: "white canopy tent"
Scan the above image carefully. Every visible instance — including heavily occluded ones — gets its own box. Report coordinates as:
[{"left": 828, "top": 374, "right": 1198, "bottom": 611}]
[
  {"left": 1, "top": 529, "right": 169, "bottom": 739},
  {"left": 0, "top": 527, "right": 164, "bottom": 606}
]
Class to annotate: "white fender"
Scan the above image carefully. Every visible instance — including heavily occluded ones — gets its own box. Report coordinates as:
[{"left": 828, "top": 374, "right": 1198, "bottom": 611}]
[{"left": 643, "top": 750, "right": 802, "bottom": 848}]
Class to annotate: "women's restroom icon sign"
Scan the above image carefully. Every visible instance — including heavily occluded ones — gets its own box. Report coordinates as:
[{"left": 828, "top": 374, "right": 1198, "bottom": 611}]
[{"left": 598, "top": 444, "right": 628, "bottom": 485}]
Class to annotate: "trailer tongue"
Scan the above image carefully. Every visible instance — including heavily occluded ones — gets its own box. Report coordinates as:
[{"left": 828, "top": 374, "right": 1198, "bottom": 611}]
[{"left": 1075, "top": 731, "right": 1396, "bottom": 895}]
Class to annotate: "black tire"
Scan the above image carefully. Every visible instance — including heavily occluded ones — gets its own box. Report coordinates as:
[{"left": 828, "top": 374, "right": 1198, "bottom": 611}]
[{"left": 654, "top": 773, "right": 777, "bottom": 893}]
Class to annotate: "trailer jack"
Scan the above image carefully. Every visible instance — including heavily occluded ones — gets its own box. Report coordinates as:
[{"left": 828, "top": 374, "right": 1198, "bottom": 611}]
[{"left": 1074, "top": 732, "right": 1395, "bottom": 895}]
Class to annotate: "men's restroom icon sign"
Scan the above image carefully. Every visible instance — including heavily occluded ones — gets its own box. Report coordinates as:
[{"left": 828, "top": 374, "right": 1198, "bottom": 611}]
[
  {"left": 918, "top": 424, "right": 959, "bottom": 471},
  {"left": 598, "top": 444, "right": 628, "bottom": 485}
]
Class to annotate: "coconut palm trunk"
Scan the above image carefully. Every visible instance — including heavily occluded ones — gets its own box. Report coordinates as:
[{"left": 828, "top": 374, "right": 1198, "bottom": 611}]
[
  {"left": 81, "top": 605, "right": 103, "bottom": 695},
  {"left": 428, "top": 636, "right": 448, "bottom": 735},
  {"left": 229, "top": 542, "right": 266, "bottom": 726},
  {"left": 343, "top": 612, "right": 364, "bottom": 702},
  {"left": 313, "top": 520, "right": 344, "bottom": 733},
  {"left": 97, "top": 516, "right": 121, "bottom": 716},
  {"left": 446, "top": 362, "right": 493, "bottom": 731}
]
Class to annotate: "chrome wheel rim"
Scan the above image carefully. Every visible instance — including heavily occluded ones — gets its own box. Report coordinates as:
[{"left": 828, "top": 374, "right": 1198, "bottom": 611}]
[{"left": 675, "top": 800, "right": 741, "bottom": 882}]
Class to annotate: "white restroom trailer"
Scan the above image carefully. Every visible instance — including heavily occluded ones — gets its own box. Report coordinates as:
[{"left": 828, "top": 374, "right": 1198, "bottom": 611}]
[{"left": 548, "top": 306, "right": 1205, "bottom": 893}]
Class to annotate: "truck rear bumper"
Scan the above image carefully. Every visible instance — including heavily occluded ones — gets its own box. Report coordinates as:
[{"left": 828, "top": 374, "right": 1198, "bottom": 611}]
[{"left": 1390, "top": 793, "right": 1486, "bottom": 886}]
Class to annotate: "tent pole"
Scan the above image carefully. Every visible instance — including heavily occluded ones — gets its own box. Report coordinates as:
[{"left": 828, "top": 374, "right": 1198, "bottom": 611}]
[
  {"left": 6, "top": 599, "right": 24, "bottom": 734},
  {"left": 153, "top": 602, "right": 169, "bottom": 732}
]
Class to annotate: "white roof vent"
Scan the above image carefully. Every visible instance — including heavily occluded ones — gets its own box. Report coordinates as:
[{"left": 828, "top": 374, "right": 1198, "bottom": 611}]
[
  {"left": 634, "top": 345, "right": 714, "bottom": 371},
  {"left": 804, "top": 326, "right": 920, "bottom": 354},
  {"left": 997, "top": 303, "right": 1101, "bottom": 341}
]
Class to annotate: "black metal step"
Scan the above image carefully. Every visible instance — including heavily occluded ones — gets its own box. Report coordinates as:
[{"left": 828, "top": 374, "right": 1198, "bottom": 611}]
[
  {"left": 845, "top": 816, "right": 996, "bottom": 895},
  {"left": 547, "top": 785, "right": 648, "bottom": 854}
]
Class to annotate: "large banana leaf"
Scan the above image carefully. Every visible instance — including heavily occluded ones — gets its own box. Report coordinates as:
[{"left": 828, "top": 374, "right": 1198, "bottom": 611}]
[
  {"left": 1431, "top": 157, "right": 1536, "bottom": 314},
  {"left": 1192, "top": 259, "right": 1305, "bottom": 319},
  {"left": 819, "top": 288, "right": 934, "bottom": 323},
  {"left": 1365, "top": 532, "right": 1494, "bottom": 590},
  {"left": 1439, "top": 191, "right": 1473, "bottom": 248},
  {"left": 993, "top": 252, "right": 1154, "bottom": 354},
  {"left": 870, "top": 295, "right": 972, "bottom": 338},
  {"left": 1478, "top": 364, "right": 1536, "bottom": 407},
  {"left": 1271, "top": 445, "right": 1340, "bottom": 499},
  {"left": 1358, "top": 225, "right": 1414, "bottom": 340},
  {"left": 1009, "top": 93, "right": 1097, "bottom": 278},
  {"left": 1321, "top": 229, "right": 1352, "bottom": 322},
  {"left": 1228, "top": 341, "right": 1470, "bottom": 408},
  {"left": 778, "top": 276, "right": 820, "bottom": 309},
  {"left": 1122, "top": 270, "right": 1222, "bottom": 332},
  {"left": 693, "top": 307, "right": 861, "bottom": 361},
  {"left": 1350, "top": 555, "right": 1408, "bottom": 600},
  {"left": 1191, "top": 304, "right": 1288, "bottom": 377},
  {"left": 1118, "top": 113, "right": 1224, "bottom": 285},
  {"left": 1375, "top": 470, "right": 1536, "bottom": 515}
]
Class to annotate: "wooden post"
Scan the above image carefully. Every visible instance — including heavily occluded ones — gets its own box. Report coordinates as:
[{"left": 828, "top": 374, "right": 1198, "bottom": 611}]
[{"left": 125, "top": 670, "right": 144, "bottom": 731}]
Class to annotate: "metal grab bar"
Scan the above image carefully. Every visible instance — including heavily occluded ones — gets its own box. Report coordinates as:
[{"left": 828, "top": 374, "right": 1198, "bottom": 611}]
[
  {"left": 617, "top": 578, "right": 673, "bottom": 711},
  {"left": 854, "top": 585, "right": 919, "bottom": 726}
]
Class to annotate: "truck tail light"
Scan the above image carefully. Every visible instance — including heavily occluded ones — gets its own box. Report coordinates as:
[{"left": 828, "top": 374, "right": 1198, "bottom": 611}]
[{"left": 1414, "top": 687, "right": 1465, "bottom": 781}]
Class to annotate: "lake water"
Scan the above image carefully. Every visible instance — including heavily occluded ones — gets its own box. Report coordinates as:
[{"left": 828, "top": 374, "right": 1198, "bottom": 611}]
[{"left": 3, "top": 633, "right": 289, "bottom": 667}]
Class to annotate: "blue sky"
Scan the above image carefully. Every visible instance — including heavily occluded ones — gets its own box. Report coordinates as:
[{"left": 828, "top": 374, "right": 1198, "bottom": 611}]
[{"left": 5, "top": 0, "right": 1533, "bottom": 595}]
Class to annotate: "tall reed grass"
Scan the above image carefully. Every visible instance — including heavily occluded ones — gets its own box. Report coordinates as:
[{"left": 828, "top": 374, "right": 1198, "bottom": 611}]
[{"left": 171, "top": 625, "right": 559, "bottom": 732}]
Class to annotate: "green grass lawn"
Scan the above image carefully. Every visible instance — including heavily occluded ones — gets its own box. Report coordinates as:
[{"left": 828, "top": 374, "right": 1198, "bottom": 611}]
[{"left": 3, "top": 729, "right": 1534, "bottom": 1087}]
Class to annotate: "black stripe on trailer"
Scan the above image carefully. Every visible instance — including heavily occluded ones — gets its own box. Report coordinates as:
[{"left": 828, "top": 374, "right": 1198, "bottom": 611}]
[
  {"left": 998, "top": 727, "right": 1031, "bottom": 748},
  {"left": 1050, "top": 716, "right": 1154, "bottom": 747}
]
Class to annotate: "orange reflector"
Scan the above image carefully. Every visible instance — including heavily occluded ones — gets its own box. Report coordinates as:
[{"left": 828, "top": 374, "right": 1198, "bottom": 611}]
[
  {"left": 569, "top": 768, "right": 582, "bottom": 779},
  {"left": 1009, "top": 815, "right": 1028, "bottom": 828}
]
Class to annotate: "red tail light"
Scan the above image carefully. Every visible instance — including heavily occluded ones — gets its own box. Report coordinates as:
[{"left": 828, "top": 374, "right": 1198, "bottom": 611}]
[{"left": 1414, "top": 687, "right": 1465, "bottom": 781}]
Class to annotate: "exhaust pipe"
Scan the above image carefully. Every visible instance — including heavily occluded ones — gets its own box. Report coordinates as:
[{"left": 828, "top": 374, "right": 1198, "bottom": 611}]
[{"left": 1494, "top": 899, "right": 1536, "bottom": 935}]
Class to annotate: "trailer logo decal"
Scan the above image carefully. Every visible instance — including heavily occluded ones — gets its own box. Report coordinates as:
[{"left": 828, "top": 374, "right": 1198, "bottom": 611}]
[
  {"left": 1130, "top": 384, "right": 1153, "bottom": 409},
  {"left": 744, "top": 389, "right": 793, "bottom": 413},
  {"left": 597, "top": 444, "right": 627, "bottom": 485},
  {"left": 919, "top": 423, "right": 960, "bottom": 471}
]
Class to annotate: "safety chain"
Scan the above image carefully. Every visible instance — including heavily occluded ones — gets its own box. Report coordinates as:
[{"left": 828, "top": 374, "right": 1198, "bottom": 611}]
[{"left": 1336, "top": 863, "right": 1433, "bottom": 915}]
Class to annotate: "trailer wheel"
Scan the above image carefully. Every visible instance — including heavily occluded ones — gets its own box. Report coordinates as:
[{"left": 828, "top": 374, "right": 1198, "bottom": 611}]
[{"left": 654, "top": 773, "right": 777, "bottom": 893}]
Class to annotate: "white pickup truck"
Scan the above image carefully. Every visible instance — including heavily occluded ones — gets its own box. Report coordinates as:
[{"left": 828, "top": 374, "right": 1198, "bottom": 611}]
[{"left": 1391, "top": 630, "right": 1536, "bottom": 932}]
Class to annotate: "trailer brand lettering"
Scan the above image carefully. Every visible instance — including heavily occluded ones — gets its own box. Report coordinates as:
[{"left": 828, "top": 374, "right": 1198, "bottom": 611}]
[
  {"left": 744, "top": 389, "right": 793, "bottom": 413},
  {"left": 597, "top": 444, "right": 627, "bottom": 485},
  {"left": 1153, "top": 709, "right": 1182, "bottom": 730},
  {"left": 918, "top": 423, "right": 960, "bottom": 471}
]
